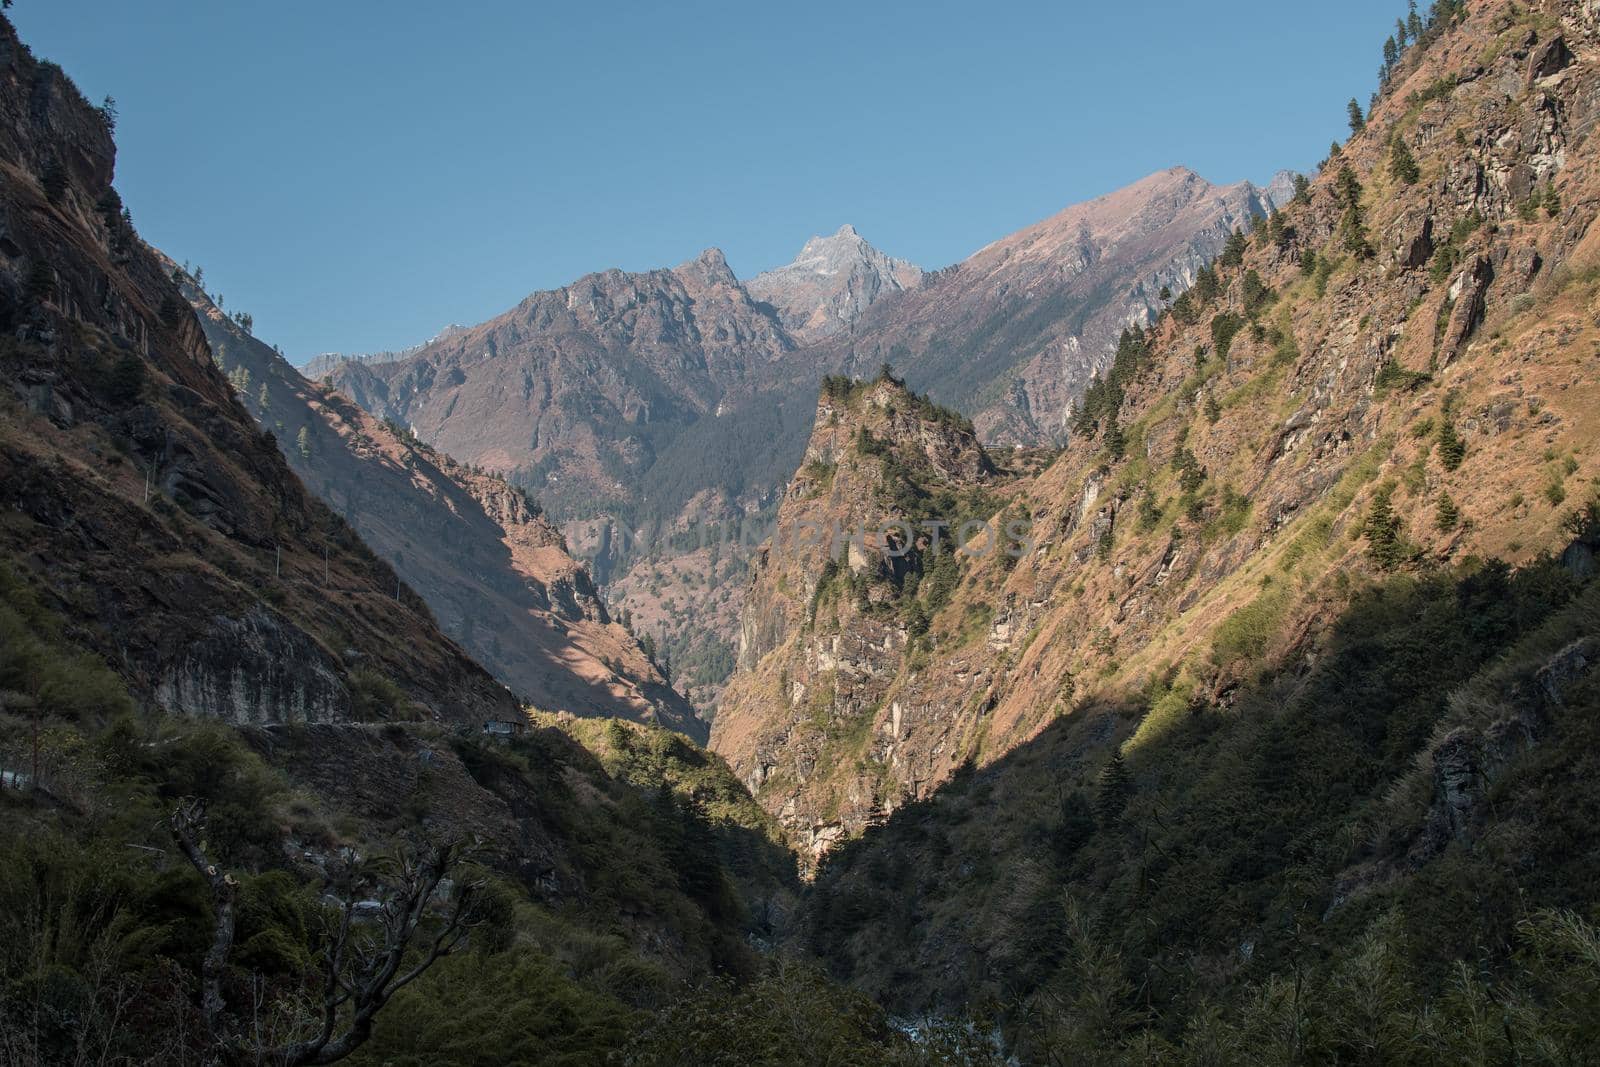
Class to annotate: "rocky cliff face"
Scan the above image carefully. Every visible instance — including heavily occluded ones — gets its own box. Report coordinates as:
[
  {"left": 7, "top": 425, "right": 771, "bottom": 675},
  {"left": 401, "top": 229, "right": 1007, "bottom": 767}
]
[
  {"left": 0, "top": 15, "right": 514, "bottom": 726},
  {"left": 746, "top": 224, "right": 923, "bottom": 342},
  {"left": 184, "top": 283, "right": 704, "bottom": 739},
  {"left": 715, "top": 0, "right": 1600, "bottom": 864},
  {"left": 711, "top": 375, "right": 1010, "bottom": 859}
]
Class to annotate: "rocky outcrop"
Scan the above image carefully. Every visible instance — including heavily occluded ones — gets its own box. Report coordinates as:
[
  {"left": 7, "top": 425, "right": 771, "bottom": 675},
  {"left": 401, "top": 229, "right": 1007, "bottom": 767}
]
[
  {"left": 713, "top": 375, "right": 1004, "bottom": 855},
  {"left": 156, "top": 609, "right": 350, "bottom": 724},
  {"left": 1441, "top": 256, "right": 1494, "bottom": 362}
]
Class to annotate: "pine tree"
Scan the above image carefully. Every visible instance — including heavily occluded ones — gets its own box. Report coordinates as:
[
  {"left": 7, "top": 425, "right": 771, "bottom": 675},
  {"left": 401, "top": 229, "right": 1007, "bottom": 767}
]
[
  {"left": 1437, "top": 419, "right": 1467, "bottom": 471},
  {"left": 1395, "top": 18, "right": 1408, "bottom": 49},
  {"left": 1105, "top": 418, "right": 1126, "bottom": 461},
  {"left": 1336, "top": 166, "right": 1372, "bottom": 257},
  {"left": 1095, "top": 751, "right": 1134, "bottom": 826},
  {"left": 1292, "top": 173, "right": 1311, "bottom": 205},
  {"left": 1408, "top": 0, "right": 1424, "bottom": 41},
  {"left": 1383, "top": 35, "right": 1399, "bottom": 74},
  {"left": 1390, "top": 137, "right": 1420, "bottom": 184},
  {"left": 1435, "top": 491, "right": 1460, "bottom": 532},
  {"left": 256, "top": 383, "right": 270, "bottom": 411},
  {"left": 1364, "top": 484, "right": 1409, "bottom": 569},
  {"left": 1220, "top": 228, "right": 1248, "bottom": 268},
  {"left": 296, "top": 426, "right": 312, "bottom": 460},
  {"left": 1348, "top": 98, "right": 1366, "bottom": 135}
]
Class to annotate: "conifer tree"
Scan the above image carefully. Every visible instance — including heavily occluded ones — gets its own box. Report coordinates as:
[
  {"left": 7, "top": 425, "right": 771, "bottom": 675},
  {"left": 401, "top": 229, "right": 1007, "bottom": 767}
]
[
  {"left": 1095, "top": 751, "right": 1133, "bottom": 826},
  {"left": 1435, "top": 491, "right": 1460, "bottom": 532},
  {"left": 1390, "top": 137, "right": 1420, "bottom": 184},
  {"left": 1105, "top": 418, "right": 1126, "bottom": 461},
  {"left": 1364, "top": 484, "right": 1409, "bottom": 569},
  {"left": 1437, "top": 419, "right": 1467, "bottom": 470},
  {"left": 1348, "top": 98, "right": 1366, "bottom": 134}
]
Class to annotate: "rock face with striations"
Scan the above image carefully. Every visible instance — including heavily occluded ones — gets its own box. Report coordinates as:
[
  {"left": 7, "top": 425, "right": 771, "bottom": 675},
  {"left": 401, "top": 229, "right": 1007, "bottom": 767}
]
[
  {"left": 746, "top": 224, "right": 923, "bottom": 342},
  {"left": 712, "top": 374, "right": 1004, "bottom": 861}
]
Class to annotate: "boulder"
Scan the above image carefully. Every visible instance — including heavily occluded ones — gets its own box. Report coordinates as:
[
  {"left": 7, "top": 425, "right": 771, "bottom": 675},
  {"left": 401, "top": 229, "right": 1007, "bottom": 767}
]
[
  {"left": 1441, "top": 257, "right": 1494, "bottom": 363},
  {"left": 1527, "top": 34, "right": 1573, "bottom": 86},
  {"left": 1535, "top": 637, "right": 1599, "bottom": 707},
  {"left": 1396, "top": 214, "right": 1435, "bottom": 270}
]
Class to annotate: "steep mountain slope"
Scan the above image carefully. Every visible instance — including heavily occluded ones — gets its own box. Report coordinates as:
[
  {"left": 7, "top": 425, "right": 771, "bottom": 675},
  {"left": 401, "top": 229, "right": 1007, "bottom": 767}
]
[
  {"left": 718, "top": 0, "right": 1600, "bottom": 868},
  {"left": 708, "top": 0, "right": 1600, "bottom": 1046},
  {"left": 320, "top": 248, "right": 793, "bottom": 519},
  {"left": 0, "top": 20, "right": 512, "bottom": 727},
  {"left": 746, "top": 224, "right": 923, "bottom": 341},
  {"left": 815, "top": 167, "right": 1291, "bottom": 443},
  {"left": 183, "top": 281, "right": 703, "bottom": 739},
  {"left": 711, "top": 373, "right": 1018, "bottom": 858}
]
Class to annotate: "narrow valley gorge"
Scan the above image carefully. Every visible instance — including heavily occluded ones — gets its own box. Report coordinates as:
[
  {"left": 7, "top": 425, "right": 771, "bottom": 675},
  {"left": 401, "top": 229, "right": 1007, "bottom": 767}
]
[{"left": 4, "top": 1, "right": 1600, "bottom": 1063}]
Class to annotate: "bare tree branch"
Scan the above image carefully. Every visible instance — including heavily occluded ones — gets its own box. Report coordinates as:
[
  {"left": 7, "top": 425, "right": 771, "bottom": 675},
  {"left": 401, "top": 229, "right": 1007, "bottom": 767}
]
[{"left": 169, "top": 804, "right": 484, "bottom": 1066}]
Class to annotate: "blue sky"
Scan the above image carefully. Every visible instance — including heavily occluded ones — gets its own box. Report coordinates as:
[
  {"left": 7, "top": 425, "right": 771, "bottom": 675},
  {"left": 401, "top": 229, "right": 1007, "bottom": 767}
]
[{"left": 16, "top": 1, "right": 1403, "bottom": 361}]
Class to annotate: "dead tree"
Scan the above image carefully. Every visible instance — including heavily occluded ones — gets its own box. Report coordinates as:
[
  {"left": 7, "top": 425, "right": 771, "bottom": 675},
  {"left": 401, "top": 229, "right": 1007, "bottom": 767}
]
[{"left": 170, "top": 799, "right": 483, "bottom": 1066}]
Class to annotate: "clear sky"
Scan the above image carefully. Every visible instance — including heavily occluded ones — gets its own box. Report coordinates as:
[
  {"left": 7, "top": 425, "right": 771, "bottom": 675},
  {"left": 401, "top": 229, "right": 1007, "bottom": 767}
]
[{"left": 14, "top": 1, "right": 1404, "bottom": 362}]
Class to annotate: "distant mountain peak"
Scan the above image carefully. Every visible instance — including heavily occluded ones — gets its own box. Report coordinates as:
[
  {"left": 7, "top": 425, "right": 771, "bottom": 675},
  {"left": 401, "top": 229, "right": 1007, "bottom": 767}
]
[
  {"left": 747, "top": 225, "right": 922, "bottom": 341},
  {"left": 675, "top": 246, "right": 738, "bottom": 288}
]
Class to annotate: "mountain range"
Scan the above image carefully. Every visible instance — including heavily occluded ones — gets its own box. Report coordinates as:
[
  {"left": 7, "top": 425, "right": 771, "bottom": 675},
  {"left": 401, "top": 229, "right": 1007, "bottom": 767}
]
[
  {"left": 314, "top": 165, "right": 1297, "bottom": 714},
  {"left": 7, "top": 1, "right": 1600, "bottom": 1063}
]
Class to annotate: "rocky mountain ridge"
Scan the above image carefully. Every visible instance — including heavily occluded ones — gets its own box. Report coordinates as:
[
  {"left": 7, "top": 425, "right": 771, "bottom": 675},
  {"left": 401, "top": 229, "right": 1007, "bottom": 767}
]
[{"left": 815, "top": 167, "right": 1294, "bottom": 443}]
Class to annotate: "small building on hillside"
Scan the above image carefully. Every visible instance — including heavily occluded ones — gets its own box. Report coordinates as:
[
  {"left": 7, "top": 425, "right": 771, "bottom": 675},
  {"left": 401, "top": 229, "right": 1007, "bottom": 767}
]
[{"left": 482, "top": 719, "right": 528, "bottom": 740}]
